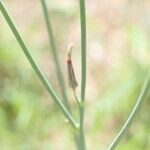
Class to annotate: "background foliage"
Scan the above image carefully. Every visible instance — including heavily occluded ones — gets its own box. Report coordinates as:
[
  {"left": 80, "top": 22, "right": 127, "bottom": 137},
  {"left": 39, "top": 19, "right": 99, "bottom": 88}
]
[{"left": 0, "top": 0, "right": 150, "bottom": 149}]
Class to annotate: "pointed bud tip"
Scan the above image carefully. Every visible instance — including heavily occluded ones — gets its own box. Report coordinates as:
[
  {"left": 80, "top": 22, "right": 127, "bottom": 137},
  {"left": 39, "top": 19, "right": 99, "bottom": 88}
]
[{"left": 67, "top": 42, "right": 74, "bottom": 59}]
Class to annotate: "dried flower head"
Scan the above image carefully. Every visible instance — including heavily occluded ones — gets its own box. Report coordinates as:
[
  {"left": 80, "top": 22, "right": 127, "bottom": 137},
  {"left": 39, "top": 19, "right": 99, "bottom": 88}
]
[{"left": 67, "top": 43, "right": 78, "bottom": 89}]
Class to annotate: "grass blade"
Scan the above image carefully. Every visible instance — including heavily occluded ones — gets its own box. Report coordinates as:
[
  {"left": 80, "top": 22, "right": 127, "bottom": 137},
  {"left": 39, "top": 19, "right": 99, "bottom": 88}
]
[
  {"left": 107, "top": 71, "right": 150, "bottom": 150},
  {"left": 0, "top": 0, "right": 78, "bottom": 129},
  {"left": 40, "top": 0, "right": 71, "bottom": 112}
]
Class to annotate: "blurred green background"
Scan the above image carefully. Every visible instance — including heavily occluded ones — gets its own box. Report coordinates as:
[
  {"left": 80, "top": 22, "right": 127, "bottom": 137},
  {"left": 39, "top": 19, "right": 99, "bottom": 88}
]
[{"left": 0, "top": 0, "right": 150, "bottom": 149}]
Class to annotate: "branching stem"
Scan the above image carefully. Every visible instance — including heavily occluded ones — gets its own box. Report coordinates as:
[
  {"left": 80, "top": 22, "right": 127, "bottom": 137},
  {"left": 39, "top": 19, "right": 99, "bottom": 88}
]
[
  {"left": 40, "top": 0, "right": 71, "bottom": 112},
  {"left": 0, "top": 0, "right": 78, "bottom": 129}
]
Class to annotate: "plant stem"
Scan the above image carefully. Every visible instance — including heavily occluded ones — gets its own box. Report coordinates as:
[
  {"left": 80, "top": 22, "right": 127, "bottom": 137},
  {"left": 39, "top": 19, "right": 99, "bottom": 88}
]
[
  {"left": 40, "top": 1, "right": 84, "bottom": 149},
  {"left": 107, "top": 71, "right": 150, "bottom": 150},
  {"left": 80, "top": 0, "right": 87, "bottom": 102},
  {"left": 40, "top": 0, "right": 71, "bottom": 112},
  {"left": 0, "top": 0, "right": 78, "bottom": 129},
  {"left": 73, "top": 89, "right": 81, "bottom": 106},
  {"left": 78, "top": 104, "right": 86, "bottom": 150},
  {"left": 79, "top": 0, "right": 87, "bottom": 149}
]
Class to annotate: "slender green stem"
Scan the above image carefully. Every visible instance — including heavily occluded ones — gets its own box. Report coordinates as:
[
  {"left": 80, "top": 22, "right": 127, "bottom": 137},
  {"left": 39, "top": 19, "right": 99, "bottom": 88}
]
[
  {"left": 71, "top": 88, "right": 84, "bottom": 150},
  {"left": 108, "top": 71, "right": 150, "bottom": 150},
  {"left": 79, "top": 0, "right": 87, "bottom": 149},
  {"left": 40, "top": 1, "right": 82, "bottom": 149},
  {"left": 73, "top": 89, "right": 81, "bottom": 106},
  {"left": 80, "top": 0, "right": 87, "bottom": 102},
  {"left": 0, "top": 0, "right": 78, "bottom": 129},
  {"left": 78, "top": 104, "right": 86, "bottom": 150},
  {"left": 40, "top": 0, "right": 71, "bottom": 112}
]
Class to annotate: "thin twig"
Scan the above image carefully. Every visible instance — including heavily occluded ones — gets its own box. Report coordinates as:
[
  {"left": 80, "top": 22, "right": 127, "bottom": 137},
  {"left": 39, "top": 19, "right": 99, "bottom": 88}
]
[
  {"left": 107, "top": 71, "right": 150, "bottom": 150},
  {"left": 0, "top": 1, "right": 78, "bottom": 129}
]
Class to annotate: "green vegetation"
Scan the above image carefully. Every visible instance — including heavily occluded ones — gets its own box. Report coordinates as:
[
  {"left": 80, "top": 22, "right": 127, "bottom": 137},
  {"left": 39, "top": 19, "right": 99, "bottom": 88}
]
[{"left": 0, "top": 0, "right": 150, "bottom": 149}]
